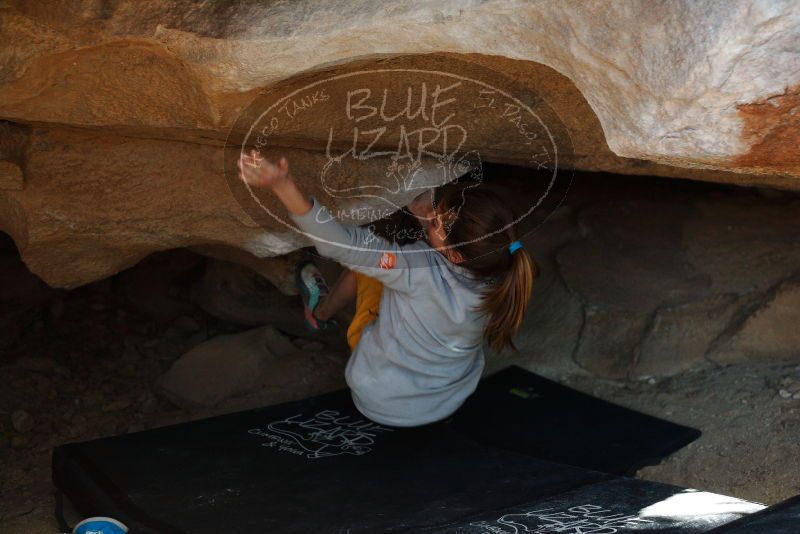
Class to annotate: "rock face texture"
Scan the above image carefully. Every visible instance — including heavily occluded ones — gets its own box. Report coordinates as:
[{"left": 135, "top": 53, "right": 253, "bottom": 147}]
[
  {"left": 1, "top": 0, "right": 799, "bottom": 288},
  {"left": 157, "top": 325, "right": 299, "bottom": 407},
  {"left": 514, "top": 176, "right": 800, "bottom": 380}
]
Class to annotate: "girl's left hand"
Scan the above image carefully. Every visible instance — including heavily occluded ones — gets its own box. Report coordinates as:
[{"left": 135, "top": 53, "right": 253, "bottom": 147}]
[{"left": 237, "top": 149, "right": 291, "bottom": 189}]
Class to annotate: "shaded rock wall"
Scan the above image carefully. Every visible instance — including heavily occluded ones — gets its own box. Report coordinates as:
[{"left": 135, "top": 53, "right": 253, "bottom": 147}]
[
  {"left": 514, "top": 175, "right": 800, "bottom": 379},
  {"left": 0, "top": 1, "right": 799, "bottom": 288},
  {"left": 2, "top": 171, "right": 798, "bottom": 404},
  {"left": 137, "top": 171, "right": 800, "bottom": 388}
]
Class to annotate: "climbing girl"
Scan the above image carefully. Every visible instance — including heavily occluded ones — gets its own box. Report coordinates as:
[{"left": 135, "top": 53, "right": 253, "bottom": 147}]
[{"left": 237, "top": 150, "right": 536, "bottom": 427}]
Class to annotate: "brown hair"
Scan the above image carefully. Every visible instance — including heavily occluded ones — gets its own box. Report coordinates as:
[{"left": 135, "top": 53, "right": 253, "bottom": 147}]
[{"left": 435, "top": 183, "right": 536, "bottom": 353}]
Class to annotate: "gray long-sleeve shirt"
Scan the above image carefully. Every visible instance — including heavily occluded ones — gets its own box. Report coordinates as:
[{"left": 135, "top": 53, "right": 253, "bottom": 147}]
[{"left": 290, "top": 197, "right": 489, "bottom": 427}]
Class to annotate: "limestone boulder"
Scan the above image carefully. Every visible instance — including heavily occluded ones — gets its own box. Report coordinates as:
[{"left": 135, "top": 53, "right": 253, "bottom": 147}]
[
  {"left": 636, "top": 294, "right": 740, "bottom": 377},
  {"left": 189, "top": 257, "right": 309, "bottom": 337},
  {"left": 0, "top": 1, "right": 798, "bottom": 288},
  {"left": 158, "top": 325, "right": 298, "bottom": 407},
  {"left": 515, "top": 176, "right": 800, "bottom": 380},
  {"left": 709, "top": 278, "right": 800, "bottom": 365},
  {"left": 2, "top": 1, "right": 798, "bottom": 178}
]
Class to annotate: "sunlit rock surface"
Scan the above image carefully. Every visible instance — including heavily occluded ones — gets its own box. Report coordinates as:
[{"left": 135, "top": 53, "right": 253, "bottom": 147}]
[{"left": 0, "top": 0, "right": 798, "bottom": 287}]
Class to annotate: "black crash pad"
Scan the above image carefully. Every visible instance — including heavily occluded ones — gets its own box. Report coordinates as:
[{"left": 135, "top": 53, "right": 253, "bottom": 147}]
[
  {"left": 54, "top": 366, "right": 717, "bottom": 533},
  {"left": 453, "top": 366, "right": 701, "bottom": 475},
  {"left": 437, "top": 477, "right": 766, "bottom": 533}
]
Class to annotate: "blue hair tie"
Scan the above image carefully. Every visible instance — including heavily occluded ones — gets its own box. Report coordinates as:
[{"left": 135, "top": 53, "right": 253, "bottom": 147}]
[{"left": 508, "top": 240, "right": 523, "bottom": 254}]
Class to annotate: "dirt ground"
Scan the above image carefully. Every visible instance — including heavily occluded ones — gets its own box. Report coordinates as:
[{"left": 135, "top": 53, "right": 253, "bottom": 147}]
[{"left": 552, "top": 361, "right": 800, "bottom": 503}]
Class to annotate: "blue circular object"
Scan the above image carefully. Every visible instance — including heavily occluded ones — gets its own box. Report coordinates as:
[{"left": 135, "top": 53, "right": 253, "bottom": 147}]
[{"left": 73, "top": 517, "right": 129, "bottom": 534}]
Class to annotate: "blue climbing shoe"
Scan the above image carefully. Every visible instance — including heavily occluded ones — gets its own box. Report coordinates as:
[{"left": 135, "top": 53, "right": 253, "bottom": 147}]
[{"left": 296, "top": 261, "right": 337, "bottom": 332}]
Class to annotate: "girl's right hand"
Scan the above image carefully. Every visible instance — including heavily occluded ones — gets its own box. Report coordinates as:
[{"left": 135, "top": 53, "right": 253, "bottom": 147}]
[
  {"left": 237, "top": 149, "right": 291, "bottom": 189},
  {"left": 407, "top": 188, "right": 435, "bottom": 219}
]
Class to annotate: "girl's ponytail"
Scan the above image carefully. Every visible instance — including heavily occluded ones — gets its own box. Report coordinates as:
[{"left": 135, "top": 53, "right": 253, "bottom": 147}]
[
  {"left": 480, "top": 247, "right": 536, "bottom": 353},
  {"left": 435, "top": 183, "right": 537, "bottom": 353}
]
